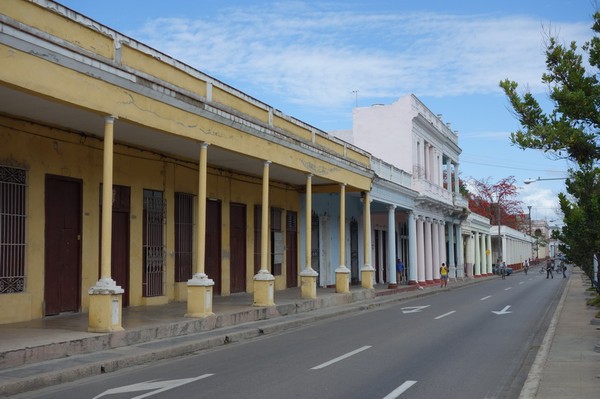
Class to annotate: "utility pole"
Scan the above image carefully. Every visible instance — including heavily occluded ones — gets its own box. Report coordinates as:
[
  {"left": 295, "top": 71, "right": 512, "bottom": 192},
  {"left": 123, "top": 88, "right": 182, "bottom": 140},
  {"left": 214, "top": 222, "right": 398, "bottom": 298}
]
[
  {"left": 528, "top": 205, "right": 532, "bottom": 261},
  {"left": 351, "top": 90, "right": 359, "bottom": 108}
]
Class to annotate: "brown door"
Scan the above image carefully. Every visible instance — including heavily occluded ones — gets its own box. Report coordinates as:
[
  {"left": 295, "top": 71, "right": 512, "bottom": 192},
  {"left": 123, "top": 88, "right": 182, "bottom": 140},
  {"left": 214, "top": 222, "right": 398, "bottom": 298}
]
[
  {"left": 44, "top": 176, "right": 82, "bottom": 315},
  {"left": 230, "top": 203, "right": 246, "bottom": 293},
  {"left": 111, "top": 186, "right": 130, "bottom": 306},
  {"left": 286, "top": 211, "right": 298, "bottom": 287},
  {"left": 350, "top": 218, "right": 359, "bottom": 285},
  {"left": 206, "top": 199, "right": 222, "bottom": 295}
]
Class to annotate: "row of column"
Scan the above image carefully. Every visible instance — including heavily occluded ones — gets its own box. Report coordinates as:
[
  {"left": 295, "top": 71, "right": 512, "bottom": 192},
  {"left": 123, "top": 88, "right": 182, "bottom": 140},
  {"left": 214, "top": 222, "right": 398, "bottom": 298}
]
[
  {"left": 384, "top": 208, "right": 464, "bottom": 287},
  {"left": 464, "top": 232, "right": 493, "bottom": 277},
  {"left": 88, "top": 116, "right": 376, "bottom": 332},
  {"left": 416, "top": 140, "right": 460, "bottom": 197},
  {"left": 414, "top": 216, "right": 447, "bottom": 284}
]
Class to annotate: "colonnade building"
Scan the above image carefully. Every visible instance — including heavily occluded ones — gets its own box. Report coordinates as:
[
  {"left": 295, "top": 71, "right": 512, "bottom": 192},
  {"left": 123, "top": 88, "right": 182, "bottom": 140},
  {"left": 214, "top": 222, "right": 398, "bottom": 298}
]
[{"left": 0, "top": 1, "right": 533, "bottom": 329}]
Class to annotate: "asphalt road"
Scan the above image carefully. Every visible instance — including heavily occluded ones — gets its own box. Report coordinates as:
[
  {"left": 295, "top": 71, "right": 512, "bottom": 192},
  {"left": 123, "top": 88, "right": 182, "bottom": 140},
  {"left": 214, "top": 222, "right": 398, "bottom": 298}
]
[{"left": 21, "top": 270, "right": 566, "bottom": 399}]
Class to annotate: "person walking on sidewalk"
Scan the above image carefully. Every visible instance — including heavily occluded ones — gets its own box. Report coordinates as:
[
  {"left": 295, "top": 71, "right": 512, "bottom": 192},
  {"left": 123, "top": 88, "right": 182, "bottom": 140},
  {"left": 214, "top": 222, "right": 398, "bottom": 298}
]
[
  {"left": 546, "top": 259, "right": 554, "bottom": 279},
  {"left": 440, "top": 262, "right": 449, "bottom": 287},
  {"left": 561, "top": 260, "right": 566, "bottom": 278},
  {"left": 396, "top": 259, "right": 405, "bottom": 283}
]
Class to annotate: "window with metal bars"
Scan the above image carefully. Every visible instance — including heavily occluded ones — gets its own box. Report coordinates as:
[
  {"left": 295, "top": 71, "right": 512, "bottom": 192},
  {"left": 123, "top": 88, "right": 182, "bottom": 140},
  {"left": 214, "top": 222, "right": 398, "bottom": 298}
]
[
  {"left": 175, "top": 192, "right": 194, "bottom": 282},
  {"left": 0, "top": 166, "right": 26, "bottom": 294},
  {"left": 143, "top": 189, "right": 166, "bottom": 297}
]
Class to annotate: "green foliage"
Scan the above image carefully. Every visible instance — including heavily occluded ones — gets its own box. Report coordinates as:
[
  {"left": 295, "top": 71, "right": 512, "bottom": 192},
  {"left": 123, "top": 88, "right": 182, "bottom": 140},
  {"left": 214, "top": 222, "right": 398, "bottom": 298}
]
[
  {"left": 500, "top": 11, "right": 600, "bottom": 284},
  {"left": 586, "top": 292, "right": 600, "bottom": 307}
]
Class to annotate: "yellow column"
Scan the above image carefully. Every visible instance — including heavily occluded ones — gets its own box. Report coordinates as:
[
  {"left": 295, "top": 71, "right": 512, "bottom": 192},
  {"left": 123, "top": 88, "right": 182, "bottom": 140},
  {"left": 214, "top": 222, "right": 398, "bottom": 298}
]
[
  {"left": 254, "top": 161, "right": 275, "bottom": 306},
  {"left": 361, "top": 191, "right": 375, "bottom": 289},
  {"left": 335, "top": 183, "right": 350, "bottom": 293},
  {"left": 300, "top": 174, "right": 318, "bottom": 298},
  {"left": 88, "top": 116, "right": 124, "bottom": 333},
  {"left": 186, "top": 143, "right": 215, "bottom": 318}
]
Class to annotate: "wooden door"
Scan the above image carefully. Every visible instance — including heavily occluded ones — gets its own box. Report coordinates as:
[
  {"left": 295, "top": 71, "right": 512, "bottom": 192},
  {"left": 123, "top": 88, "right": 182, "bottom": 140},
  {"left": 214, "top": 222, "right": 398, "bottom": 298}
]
[
  {"left": 206, "top": 199, "right": 222, "bottom": 294},
  {"left": 230, "top": 203, "right": 246, "bottom": 293},
  {"left": 111, "top": 186, "right": 130, "bottom": 306},
  {"left": 286, "top": 211, "right": 298, "bottom": 288},
  {"left": 350, "top": 218, "right": 359, "bottom": 285},
  {"left": 44, "top": 176, "right": 82, "bottom": 315}
]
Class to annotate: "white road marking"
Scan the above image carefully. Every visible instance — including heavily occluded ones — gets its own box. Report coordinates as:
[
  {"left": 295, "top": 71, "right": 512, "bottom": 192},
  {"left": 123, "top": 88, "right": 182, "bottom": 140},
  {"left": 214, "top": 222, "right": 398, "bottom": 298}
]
[
  {"left": 519, "top": 281, "right": 525, "bottom": 285},
  {"left": 92, "top": 374, "right": 214, "bottom": 399},
  {"left": 382, "top": 380, "right": 418, "bottom": 398},
  {"left": 401, "top": 305, "right": 430, "bottom": 313},
  {"left": 311, "top": 345, "right": 371, "bottom": 370},
  {"left": 480, "top": 295, "right": 491, "bottom": 301},
  {"left": 492, "top": 305, "right": 512, "bottom": 315},
  {"left": 504, "top": 287, "right": 512, "bottom": 291},
  {"left": 434, "top": 311, "right": 456, "bottom": 320}
]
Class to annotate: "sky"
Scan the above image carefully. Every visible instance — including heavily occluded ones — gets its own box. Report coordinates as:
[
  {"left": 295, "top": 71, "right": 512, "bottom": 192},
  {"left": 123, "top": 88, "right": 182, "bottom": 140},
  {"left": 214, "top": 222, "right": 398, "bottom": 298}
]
[{"left": 56, "top": 0, "right": 597, "bottom": 222}]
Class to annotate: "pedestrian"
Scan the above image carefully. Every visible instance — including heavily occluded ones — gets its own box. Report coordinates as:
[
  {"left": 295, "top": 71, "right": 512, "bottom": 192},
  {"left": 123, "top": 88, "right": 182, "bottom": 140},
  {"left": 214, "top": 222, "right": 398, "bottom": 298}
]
[
  {"left": 561, "top": 260, "right": 566, "bottom": 278},
  {"left": 396, "top": 259, "right": 404, "bottom": 283},
  {"left": 523, "top": 259, "right": 529, "bottom": 275},
  {"left": 546, "top": 259, "right": 553, "bottom": 279},
  {"left": 440, "top": 262, "right": 448, "bottom": 288},
  {"left": 500, "top": 261, "right": 507, "bottom": 279}
]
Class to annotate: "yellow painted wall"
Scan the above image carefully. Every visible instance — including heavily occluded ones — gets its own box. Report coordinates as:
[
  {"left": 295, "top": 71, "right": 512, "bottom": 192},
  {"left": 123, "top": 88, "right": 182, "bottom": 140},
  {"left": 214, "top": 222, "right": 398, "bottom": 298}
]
[
  {"left": 0, "top": 0, "right": 114, "bottom": 59},
  {"left": 212, "top": 86, "right": 269, "bottom": 124},
  {"left": 121, "top": 44, "right": 207, "bottom": 98},
  {"left": 0, "top": 116, "right": 302, "bottom": 323},
  {"left": 0, "top": 42, "right": 371, "bottom": 191},
  {"left": 273, "top": 115, "right": 312, "bottom": 142}
]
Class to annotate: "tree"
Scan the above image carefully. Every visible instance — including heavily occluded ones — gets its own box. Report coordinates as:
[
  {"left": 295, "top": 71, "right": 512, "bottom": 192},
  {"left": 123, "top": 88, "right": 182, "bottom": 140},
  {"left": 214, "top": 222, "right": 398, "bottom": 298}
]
[
  {"left": 557, "top": 165, "right": 600, "bottom": 279},
  {"left": 499, "top": 13, "right": 600, "bottom": 164},
  {"left": 499, "top": 11, "right": 600, "bottom": 284},
  {"left": 467, "top": 176, "right": 524, "bottom": 230}
]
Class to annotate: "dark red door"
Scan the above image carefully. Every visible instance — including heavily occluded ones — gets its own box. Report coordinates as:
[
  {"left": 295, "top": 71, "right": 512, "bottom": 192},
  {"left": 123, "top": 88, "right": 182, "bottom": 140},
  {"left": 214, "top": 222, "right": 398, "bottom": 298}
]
[
  {"left": 286, "top": 211, "right": 298, "bottom": 288},
  {"left": 206, "top": 199, "right": 221, "bottom": 295},
  {"left": 100, "top": 185, "right": 130, "bottom": 306},
  {"left": 112, "top": 186, "right": 130, "bottom": 306},
  {"left": 230, "top": 203, "right": 246, "bottom": 293},
  {"left": 44, "top": 176, "right": 82, "bottom": 315}
]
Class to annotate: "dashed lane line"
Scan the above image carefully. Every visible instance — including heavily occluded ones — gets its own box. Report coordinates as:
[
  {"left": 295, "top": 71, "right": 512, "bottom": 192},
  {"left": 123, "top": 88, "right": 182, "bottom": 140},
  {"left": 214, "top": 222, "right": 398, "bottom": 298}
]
[
  {"left": 434, "top": 311, "right": 456, "bottom": 320},
  {"left": 382, "top": 380, "right": 418, "bottom": 398},
  {"left": 310, "top": 345, "right": 371, "bottom": 370}
]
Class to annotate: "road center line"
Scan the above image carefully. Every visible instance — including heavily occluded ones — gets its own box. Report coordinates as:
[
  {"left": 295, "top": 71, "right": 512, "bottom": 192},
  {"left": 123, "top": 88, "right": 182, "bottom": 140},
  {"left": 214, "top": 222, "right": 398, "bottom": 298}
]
[
  {"left": 480, "top": 295, "right": 491, "bottom": 301},
  {"left": 382, "top": 380, "right": 418, "bottom": 399},
  {"left": 504, "top": 287, "right": 512, "bottom": 291},
  {"left": 311, "top": 345, "right": 371, "bottom": 370},
  {"left": 434, "top": 311, "right": 456, "bottom": 320}
]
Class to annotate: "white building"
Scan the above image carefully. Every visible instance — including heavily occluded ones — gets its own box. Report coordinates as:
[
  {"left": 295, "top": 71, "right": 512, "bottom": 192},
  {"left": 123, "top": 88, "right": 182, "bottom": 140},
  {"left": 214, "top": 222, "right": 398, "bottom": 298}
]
[{"left": 334, "top": 95, "right": 467, "bottom": 285}]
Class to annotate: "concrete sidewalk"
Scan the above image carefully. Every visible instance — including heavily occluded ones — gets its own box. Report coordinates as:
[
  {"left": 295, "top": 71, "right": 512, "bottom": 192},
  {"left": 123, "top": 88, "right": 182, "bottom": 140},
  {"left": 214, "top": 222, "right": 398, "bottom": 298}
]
[
  {"left": 0, "top": 270, "right": 598, "bottom": 397},
  {"left": 519, "top": 267, "right": 600, "bottom": 398}
]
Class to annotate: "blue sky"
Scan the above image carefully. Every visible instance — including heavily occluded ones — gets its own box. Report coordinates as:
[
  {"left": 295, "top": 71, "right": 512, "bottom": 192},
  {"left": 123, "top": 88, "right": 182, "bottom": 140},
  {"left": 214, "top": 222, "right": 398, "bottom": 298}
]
[{"left": 57, "top": 0, "right": 596, "bottom": 221}]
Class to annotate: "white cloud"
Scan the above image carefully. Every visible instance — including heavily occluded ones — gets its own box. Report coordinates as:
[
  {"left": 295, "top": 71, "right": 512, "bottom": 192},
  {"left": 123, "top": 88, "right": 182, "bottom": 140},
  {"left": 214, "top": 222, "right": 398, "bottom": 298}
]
[
  {"left": 520, "top": 185, "right": 563, "bottom": 221},
  {"left": 132, "top": 4, "right": 590, "bottom": 112}
]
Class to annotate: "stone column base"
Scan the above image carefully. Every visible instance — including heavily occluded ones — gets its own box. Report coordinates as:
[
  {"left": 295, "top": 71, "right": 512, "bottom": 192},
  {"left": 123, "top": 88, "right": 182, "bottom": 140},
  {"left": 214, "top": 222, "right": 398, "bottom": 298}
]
[
  {"left": 335, "top": 266, "right": 350, "bottom": 293},
  {"left": 88, "top": 279, "right": 124, "bottom": 333},
  {"left": 253, "top": 271, "right": 275, "bottom": 306},
  {"left": 186, "top": 285, "right": 214, "bottom": 318},
  {"left": 300, "top": 268, "right": 318, "bottom": 299},
  {"left": 185, "top": 273, "right": 215, "bottom": 318},
  {"left": 361, "top": 266, "right": 375, "bottom": 289}
]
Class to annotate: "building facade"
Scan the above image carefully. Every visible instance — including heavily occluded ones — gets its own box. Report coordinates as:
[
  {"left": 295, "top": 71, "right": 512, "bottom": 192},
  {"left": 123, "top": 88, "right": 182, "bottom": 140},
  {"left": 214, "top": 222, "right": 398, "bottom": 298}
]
[
  {"left": 0, "top": 0, "right": 374, "bottom": 325},
  {"left": 334, "top": 95, "right": 468, "bottom": 286}
]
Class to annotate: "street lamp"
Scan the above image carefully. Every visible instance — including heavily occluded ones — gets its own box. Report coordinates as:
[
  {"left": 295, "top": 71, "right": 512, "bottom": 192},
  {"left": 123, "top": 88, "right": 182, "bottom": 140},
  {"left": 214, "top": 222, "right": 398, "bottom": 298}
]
[
  {"left": 528, "top": 205, "right": 533, "bottom": 261},
  {"left": 524, "top": 176, "right": 567, "bottom": 184}
]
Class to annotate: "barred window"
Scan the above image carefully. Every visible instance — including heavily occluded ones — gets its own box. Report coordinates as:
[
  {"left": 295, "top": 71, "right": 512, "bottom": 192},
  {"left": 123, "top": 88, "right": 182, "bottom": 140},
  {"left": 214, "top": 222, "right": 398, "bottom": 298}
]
[
  {"left": 174, "top": 192, "right": 194, "bottom": 282},
  {"left": 0, "top": 166, "right": 26, "bottom": 294}
]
